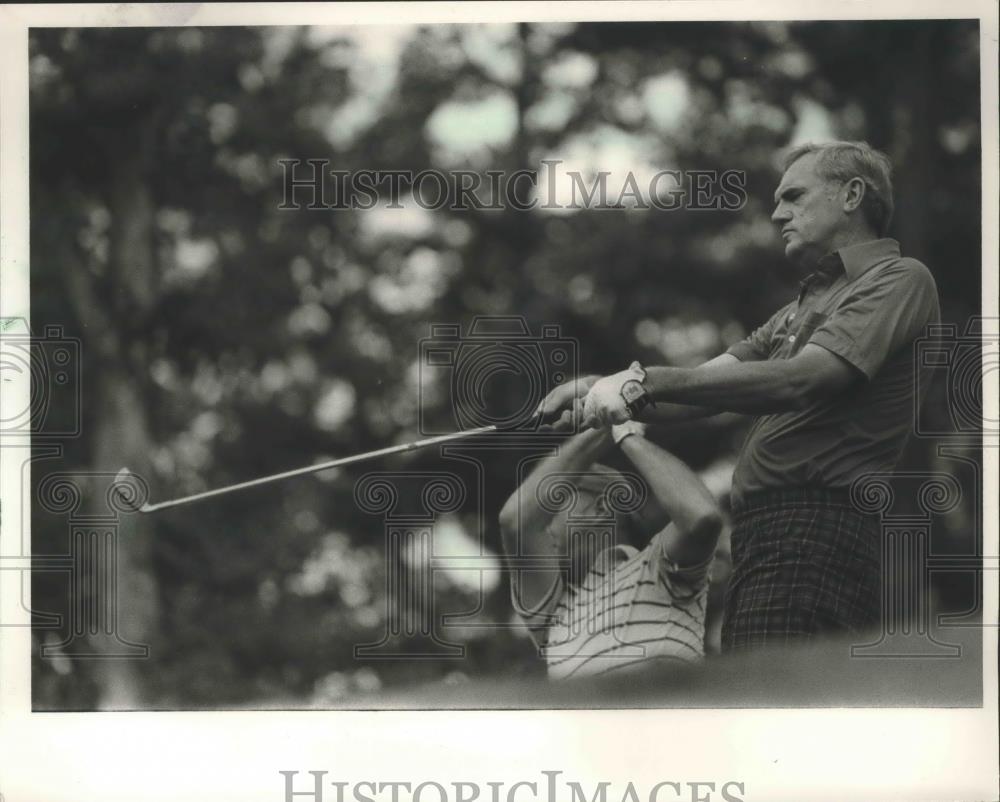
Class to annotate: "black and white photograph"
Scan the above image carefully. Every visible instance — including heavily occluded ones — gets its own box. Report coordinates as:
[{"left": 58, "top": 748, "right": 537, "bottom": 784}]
[{"left": 1, "top": 3, "right": 997, "bottom": 801}]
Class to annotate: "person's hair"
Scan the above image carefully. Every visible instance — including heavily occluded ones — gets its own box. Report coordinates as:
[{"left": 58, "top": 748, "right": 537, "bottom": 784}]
[
  {"left": 577, "top": 463, "right": 625, "bottom": 493},
  {"left": 783, "top": 141, "right": 895, "bottom": 236},
  {"left": 569, "top": 466, "right": 638, "bottom": 581}
]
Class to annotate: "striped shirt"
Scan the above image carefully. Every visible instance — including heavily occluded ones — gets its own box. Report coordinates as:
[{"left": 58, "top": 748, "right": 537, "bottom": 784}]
[{"left": 516, "top": 531, "right": 711, "bottom": 680}]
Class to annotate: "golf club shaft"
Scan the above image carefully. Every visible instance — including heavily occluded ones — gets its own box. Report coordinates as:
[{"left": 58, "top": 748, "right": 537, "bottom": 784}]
[{"left": 140, "top": 424, "right": 498, "bottom": 513}]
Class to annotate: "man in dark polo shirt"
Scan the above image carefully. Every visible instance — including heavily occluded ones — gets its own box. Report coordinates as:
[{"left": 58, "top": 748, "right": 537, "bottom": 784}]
[{"left": 535, "top": 141, "right": 940, "bottom": 650}]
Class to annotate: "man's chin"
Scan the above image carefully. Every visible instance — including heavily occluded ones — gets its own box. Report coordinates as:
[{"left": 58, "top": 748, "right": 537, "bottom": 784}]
[
  {"left": 773, "top": 242, "right": 810, "bottom": 281},
  {"left": 786, "top": 240, "right": 820, "bottom": 268}
]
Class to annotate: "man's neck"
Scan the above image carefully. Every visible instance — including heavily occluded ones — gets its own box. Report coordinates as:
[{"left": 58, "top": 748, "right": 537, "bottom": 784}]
[{"left": 797, "top": 226, "right": 880, "bottom": 276}]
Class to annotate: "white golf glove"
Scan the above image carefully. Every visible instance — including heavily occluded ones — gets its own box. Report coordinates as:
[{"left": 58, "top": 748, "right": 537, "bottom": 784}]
[
  {"left": 582, "top": 362, "right": 651, "bottom": 427},
  {"left": 611, "top": 420, "right": 647, "bottom": 444}
]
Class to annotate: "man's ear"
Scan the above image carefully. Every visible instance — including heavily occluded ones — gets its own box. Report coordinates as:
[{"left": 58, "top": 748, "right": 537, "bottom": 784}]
[{"left": 843, "top": 176, "right": 866, "bottom": 213}]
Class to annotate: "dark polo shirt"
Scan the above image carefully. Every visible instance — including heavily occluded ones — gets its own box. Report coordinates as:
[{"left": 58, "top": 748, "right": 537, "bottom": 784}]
[{"left": 726, "top": 238, "right": 940, "bottom": 505}]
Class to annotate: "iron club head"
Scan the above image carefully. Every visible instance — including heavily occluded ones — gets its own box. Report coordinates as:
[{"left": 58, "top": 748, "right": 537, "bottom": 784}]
[{"left": 114, "top": 466, "right": 154, "bottom": 513}]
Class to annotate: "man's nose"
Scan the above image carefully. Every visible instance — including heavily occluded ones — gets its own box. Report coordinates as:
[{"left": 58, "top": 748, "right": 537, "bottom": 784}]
[{"left": 771, "top": 205, "right": 791, "bottom": 224}]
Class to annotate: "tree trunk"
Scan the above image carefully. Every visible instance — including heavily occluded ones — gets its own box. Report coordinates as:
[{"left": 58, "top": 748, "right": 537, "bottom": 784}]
[
  {"left": 889, "top": 26, "right": 932, "bottom": 262},
  {"left": 63, "top": 124, "right": 161, "bottom": 708}
]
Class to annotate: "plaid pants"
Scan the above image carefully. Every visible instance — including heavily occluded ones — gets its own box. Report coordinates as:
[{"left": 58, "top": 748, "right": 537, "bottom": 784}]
[{"left": 721, "top": 488, "right": 881, "bottom": 653}]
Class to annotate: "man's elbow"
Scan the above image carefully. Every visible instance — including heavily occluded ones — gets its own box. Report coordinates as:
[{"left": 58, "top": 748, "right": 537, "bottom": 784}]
[
  {"left": 785, "top": 377, "right": 821, "bottom": 410},
  {"left": 689, "top": 509, "right": 724, "bottom": 543},
  {"left": 786, "top": 351, "right": 859, "bottom": 409},
  {"left": 497, "top": 509, "right": 519, "bottom": 558},
  {"left": 497, "top": 494, "right": 520, "bottom": 533},
  {"left": 497, "top": 509, "right": 515, "bottom": 534},
  {"left": 779, "top": 362, "right": 826, "bottom": 410}
]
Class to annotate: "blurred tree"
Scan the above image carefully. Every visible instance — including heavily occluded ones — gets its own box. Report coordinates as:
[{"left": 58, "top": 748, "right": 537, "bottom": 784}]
[
  {"left": 789, "top": 20, "right": 982, "bottom": 318},
  {"left": 30, "top": 26, "right": 356, "bottom": 706}
]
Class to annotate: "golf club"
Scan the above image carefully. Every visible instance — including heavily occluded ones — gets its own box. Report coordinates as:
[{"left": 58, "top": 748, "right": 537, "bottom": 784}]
[{"left": 125, "top": 423, "right": 501, "bottom": 514}]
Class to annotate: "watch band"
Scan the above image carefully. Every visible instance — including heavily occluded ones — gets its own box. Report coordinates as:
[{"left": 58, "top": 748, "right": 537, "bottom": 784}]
[{"left": 620, "top": 361, "right": 653, "bottom": 418}]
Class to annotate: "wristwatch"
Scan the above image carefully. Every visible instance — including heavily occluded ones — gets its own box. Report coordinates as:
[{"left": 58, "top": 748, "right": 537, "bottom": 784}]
[{"left": 620, "top": 361, "right": 654, "bottom": 418}]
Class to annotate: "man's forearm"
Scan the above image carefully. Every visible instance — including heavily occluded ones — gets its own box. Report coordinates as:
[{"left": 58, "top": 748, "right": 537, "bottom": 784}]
[
  {"left": 635, "top": 402, "right": 724, "bottom": 424},
  {"left": 498, "top": 428, "right": 613, "bottom": 538},
  {"left": 644, "top": 360, "right": 806, "bottom": 415},
  {"left": 618, "top": 435, "right": 720, "bottom": 538},
  {"left": 634, "top": 353, "right": 730, "bottom": 423}
]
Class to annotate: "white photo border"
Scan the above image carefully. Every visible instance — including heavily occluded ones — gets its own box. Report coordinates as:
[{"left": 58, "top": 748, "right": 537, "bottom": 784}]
[{"left": 1, "top": 3, "right": 997, "bottom": 801}]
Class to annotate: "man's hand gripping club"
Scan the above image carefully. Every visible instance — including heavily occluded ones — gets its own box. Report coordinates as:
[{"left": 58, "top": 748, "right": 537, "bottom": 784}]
[{"left": 535, "top": 363, "right": 653, "bottom": 432}]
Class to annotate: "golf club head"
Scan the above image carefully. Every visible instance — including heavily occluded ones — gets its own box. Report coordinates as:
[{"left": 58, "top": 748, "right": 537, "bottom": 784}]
[{"left": 112, "top": 467, "right": 150, "bottom": 513}]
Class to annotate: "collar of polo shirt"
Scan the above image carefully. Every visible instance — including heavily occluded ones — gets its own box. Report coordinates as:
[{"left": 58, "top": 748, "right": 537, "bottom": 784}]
[
  {"left": 802, "top": 237, "right": 902, "bottom": 290},
  {"left": 836, "top": 237, "right": 902, "bottom": 280}
]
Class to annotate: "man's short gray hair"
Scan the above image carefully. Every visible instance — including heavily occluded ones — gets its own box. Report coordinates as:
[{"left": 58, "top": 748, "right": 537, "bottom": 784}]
[{"left": 783, "top": 141, "right": 895, "bottom": 236}]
